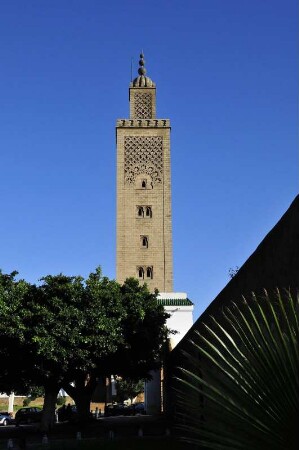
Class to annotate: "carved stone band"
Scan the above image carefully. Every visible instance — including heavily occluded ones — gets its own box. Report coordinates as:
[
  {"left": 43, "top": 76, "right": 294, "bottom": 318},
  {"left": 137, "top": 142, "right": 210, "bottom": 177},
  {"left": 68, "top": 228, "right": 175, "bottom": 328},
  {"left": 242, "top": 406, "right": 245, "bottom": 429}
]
[{"left": 116, "top": 119, "right": 170, "bottom": 128}]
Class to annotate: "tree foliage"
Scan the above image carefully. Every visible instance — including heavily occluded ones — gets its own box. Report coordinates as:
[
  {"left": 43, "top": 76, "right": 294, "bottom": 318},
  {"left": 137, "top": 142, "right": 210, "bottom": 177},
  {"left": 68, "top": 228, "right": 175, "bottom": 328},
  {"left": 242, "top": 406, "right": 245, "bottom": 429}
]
[
  {"left": 0, "top": 268, "right": 169, "bottom": 429},
  {"left": 115, "top": 377, "right": 144, "bottom": 403},
  {"left": 0, "top": 270, "right": 33, "bottom": 394},
  {"left": 100, "top": 278, "right": 169, "bottom": 379}
]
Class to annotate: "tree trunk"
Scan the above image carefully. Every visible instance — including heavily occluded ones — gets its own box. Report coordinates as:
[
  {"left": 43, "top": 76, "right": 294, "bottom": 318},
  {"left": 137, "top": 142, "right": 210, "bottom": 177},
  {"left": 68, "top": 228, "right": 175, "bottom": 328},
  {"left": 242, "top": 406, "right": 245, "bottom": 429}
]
[
  {"left": 73, "top": 390, "right": 92, "bottom": 422},
  {"left": 63, "top": 374, "right": 97, "bottom": 423},
  {"left": 40, "top": 384, "right": 60, "bottom": 432}
]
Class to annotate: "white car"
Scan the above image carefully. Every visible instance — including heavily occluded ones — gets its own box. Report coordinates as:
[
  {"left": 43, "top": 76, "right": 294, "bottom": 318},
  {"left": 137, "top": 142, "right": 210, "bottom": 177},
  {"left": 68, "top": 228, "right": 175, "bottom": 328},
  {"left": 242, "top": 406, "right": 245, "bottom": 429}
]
[{"left": 0, "top": 412, "right": 13, "bottom": 426}]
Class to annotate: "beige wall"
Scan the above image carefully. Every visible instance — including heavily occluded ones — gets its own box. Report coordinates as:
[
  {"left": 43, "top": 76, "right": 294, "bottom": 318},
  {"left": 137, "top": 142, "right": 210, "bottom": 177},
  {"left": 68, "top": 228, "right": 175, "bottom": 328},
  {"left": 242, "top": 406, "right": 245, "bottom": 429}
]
[{"left": 116, "top": 84, "right": 173, "bottom": 292}]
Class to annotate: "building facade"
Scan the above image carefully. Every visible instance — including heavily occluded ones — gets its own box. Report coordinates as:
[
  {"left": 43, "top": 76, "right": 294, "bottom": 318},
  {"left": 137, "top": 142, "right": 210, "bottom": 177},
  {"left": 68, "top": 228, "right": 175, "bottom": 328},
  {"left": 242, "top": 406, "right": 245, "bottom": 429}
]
[{"left": 116, "top": 53, "right": 173, "bottom": 292}]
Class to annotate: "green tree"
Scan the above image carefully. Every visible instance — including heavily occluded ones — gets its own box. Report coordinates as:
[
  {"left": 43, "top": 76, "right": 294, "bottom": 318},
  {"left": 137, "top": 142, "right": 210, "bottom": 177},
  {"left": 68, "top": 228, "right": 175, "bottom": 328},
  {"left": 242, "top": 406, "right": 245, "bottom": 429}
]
[
  {"left": 115, "top": 377, "right": 144, "bottom": 404},
  {"left": 29, "top": 269, "right": 124, "bottom": 429},
  {"left": 60, "top": 269, "right": 125, "bottom": 420},
  {"left": 0, "top": 268, "right": 122, "bottom": 430},
  {"left": 100, "top": 278, "right": 169, "bottom": 378},
  {"left": 0, "top": 269, "right": 169, "bottom": 430},
  {"left": 0, "top": 270, "right": 34, "bottom": 395},
  {"left": 63, "top": 277, "right": 169, "bottom": 417}
]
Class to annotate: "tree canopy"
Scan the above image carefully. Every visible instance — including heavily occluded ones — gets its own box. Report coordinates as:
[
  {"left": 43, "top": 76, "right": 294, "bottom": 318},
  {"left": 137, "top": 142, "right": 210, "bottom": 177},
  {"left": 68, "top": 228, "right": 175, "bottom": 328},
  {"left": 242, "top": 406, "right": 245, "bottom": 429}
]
[{"left": 0, "top": 267, "right": 169, "bottom": 430}]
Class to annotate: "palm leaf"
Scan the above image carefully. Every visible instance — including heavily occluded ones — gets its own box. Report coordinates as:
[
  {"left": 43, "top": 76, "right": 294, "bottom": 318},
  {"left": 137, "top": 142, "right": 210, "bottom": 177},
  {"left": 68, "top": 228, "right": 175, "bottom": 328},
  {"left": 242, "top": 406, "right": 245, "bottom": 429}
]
[{"left": 175, "top": 289, "right": 299, "bottom": 450}]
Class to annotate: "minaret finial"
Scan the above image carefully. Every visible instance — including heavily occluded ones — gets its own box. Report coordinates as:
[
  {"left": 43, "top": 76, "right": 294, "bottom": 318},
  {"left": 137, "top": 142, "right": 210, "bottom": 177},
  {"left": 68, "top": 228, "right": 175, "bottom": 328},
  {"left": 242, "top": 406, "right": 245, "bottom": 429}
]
[
  {"left": 132, "top": 51, "right": 155, "bottom": 87},
  {"left": 138, "top": 52, "right": 146, "bottom": 76}
]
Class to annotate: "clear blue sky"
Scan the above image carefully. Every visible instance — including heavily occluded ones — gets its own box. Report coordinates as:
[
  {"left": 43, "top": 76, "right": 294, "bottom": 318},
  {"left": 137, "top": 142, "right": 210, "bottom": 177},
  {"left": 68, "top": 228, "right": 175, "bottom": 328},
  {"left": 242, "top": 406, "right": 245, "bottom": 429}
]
[{"left": 0, "top": 0, "right": 297, "bottom": 320}]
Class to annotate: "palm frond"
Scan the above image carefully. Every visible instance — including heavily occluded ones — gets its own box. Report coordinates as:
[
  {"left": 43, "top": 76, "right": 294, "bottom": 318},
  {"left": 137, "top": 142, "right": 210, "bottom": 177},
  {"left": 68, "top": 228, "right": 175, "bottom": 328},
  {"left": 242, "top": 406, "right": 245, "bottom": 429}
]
[{"left": 175, "top": 289, "right": 299, "bottom": 450}]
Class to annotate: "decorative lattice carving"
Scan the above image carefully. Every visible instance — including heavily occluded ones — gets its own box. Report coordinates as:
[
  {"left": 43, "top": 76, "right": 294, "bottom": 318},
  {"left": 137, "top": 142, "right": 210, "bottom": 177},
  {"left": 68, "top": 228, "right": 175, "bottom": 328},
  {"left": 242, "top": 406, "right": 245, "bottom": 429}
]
[
  {"left": 124, "top": 137, "right": 163, "bottom": 185},
  {"left": 133, "top": 93, "right": 152, "bottom": 118}
]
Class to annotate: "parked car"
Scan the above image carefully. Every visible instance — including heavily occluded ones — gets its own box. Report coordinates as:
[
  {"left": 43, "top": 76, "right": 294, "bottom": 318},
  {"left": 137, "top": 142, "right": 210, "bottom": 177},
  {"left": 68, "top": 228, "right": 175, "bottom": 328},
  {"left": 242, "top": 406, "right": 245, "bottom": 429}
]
[
  {"left": 127, "top": 402, "right": 146, "bottom": 415},
  {"left": 0, "top": 412, "right": 13, "bottom": 426},
  {"left": 104, "top": 403, "right": 130, "bottom": 417},
  {"left": 15, "top": 407, "right": 42, "bottom": 425}
]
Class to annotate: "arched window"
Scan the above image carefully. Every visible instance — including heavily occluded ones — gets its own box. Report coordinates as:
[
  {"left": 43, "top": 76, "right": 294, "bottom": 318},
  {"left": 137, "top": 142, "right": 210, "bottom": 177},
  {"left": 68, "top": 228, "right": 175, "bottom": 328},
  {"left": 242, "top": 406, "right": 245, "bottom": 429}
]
[
  {"left": 137, "top": 206, "right": 144, "bottom": 217},
  {"left": 146, "top": 267, "right": 153, "bottom": 279},
  {"left": 145, "top": 206, "right": 152, "bottom": 218},
  {"left": 141, "top": 180, "right": 147, "bottom": 189},
  {"left": 138, "top": 267, "right": 144, "bottom": 279},
  {"left": 141, "top": 236, "right": 148, "bottom": 248}
]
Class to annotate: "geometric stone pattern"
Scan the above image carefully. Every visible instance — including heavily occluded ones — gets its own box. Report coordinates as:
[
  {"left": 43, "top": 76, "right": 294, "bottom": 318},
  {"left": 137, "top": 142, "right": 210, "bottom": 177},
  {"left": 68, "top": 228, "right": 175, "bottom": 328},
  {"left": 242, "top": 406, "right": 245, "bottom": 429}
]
[
  {"left": 124, "top": 136, "right": 163, "bottom": 185},
  {"left": 134, "top": 92, "right": 152, "bottom": 118}
]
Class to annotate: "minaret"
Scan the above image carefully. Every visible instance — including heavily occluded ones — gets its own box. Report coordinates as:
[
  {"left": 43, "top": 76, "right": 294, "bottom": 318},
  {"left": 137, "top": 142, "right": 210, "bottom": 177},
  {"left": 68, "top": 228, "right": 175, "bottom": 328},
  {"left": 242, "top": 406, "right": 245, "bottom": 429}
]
[{"left": 116, "top": 53, "right": 173, "bottom": 292}]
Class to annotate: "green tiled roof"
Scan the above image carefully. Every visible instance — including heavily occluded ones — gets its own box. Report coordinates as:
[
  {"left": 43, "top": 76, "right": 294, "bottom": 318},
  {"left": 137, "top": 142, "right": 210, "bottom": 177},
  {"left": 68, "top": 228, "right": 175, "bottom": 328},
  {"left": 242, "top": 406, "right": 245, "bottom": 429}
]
[{"left": 157, "top": 298, "right": 193, "bottom": 306}]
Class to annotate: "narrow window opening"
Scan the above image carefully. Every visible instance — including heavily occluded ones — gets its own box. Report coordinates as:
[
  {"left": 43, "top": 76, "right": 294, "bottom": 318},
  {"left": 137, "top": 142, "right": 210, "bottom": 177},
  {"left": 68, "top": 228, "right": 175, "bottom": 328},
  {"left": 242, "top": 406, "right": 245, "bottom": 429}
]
[
  {"left": 141, "top": 180, "right": 147, "bottom": 188},
  {"left": 146, "top": 207, "right": 152, "bottom": 217},
  {"left": 141, "top": 236, "right": 148, "bottom": 248},
  {"left": 137, "top": 206, "right": 144, "bottom": 217},
  {"left": 138, "top": 267, "right": 144, "bottom": 279},
  {"left": 146, "top": 267, "right": 153, "bottom": 279}
]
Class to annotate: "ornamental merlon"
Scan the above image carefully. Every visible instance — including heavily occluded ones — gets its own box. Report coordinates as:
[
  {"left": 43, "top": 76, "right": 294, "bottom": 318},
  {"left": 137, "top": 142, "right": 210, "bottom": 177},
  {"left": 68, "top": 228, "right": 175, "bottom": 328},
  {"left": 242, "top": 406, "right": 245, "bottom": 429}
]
[{"left": 116, "top": 119, "right": 170, "bottom": 128}]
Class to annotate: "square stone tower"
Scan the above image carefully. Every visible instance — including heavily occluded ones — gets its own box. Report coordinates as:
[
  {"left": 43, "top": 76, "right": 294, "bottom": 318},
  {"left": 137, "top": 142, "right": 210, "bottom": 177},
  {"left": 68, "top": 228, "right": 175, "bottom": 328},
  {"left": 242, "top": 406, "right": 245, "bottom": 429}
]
[{"left": 116, "top": 53, "right": 173, "bottom": 292}]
